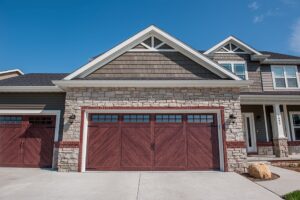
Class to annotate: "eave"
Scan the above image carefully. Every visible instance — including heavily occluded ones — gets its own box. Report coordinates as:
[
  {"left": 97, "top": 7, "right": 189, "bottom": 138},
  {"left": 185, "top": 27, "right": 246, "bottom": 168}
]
[
  {"left": 0, "top": 86, "right": 64, "bottom": 92},
  {"left": 241, "top": 94, "right": 300, "bottom": 105},
  {"left": 53, "top": 80, "right": 252, "bottom": 88}
]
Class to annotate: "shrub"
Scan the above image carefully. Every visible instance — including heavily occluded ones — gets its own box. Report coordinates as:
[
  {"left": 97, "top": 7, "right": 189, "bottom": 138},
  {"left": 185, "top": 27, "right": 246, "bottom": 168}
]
[{"left": 284, "top": 190, "right": 300, "bottom": 200}]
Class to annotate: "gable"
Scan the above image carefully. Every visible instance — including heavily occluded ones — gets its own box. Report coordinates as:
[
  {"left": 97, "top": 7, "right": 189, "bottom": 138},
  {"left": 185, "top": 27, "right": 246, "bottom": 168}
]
[
  {"left": 204, "top": 36, "right": 262, "bottom": 55},
  {"left": 64, "top": 26, "right": 241, "bottom": 81},
  {"left": 85, "top": 51, "right": 223, "bottom": 80}
]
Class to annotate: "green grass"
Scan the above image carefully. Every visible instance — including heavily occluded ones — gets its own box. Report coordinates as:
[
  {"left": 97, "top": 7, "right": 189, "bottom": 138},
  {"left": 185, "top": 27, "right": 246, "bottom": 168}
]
[{"left": 284, "top": 191, "right": 300, "bottom": 200}]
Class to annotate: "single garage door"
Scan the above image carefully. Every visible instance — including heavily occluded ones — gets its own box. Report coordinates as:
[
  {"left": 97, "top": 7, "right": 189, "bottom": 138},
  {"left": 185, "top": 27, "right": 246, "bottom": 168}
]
[
  {"left": 0, "top": 115, "right": 55, "bottom": 168},
  {"left": 86, "top": 113, "right": 220, "bottom": 171}
]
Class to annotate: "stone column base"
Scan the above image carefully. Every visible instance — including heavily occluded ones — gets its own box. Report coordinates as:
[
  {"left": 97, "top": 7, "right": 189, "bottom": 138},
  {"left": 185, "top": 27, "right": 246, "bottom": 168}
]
[{"left": 273, "top": 138, "right": 289, "bottom": 157}]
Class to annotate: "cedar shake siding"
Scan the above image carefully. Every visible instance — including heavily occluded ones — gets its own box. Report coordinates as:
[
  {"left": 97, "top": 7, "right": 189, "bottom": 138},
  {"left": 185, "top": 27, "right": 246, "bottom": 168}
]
[
  {"left": 0, "top": 93, "right": 66, "bottom": 140},
  {"left": 85, "top": 52, "right": 223, "bottom": 80},
  {"left": 210, "top": 53, "right": 263, "bottom": 93}
]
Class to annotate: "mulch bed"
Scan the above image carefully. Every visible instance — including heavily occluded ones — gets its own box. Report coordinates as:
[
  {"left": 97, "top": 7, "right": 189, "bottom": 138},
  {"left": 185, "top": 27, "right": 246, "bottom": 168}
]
[
  {"left": 240, "top": 173, "right": 280, "bottom": 182},
  {"left": 276, "top": 166, "right": 300, "bottom": 173},
  {"left": 271, "top": 161, "right": 300, "bottom": 173}
]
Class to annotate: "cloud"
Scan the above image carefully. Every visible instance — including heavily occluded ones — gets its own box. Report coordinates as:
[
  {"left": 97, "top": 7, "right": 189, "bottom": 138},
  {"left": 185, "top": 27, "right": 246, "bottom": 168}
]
[
  {"left": 248, "top": 1, "right": 259, "bottom": 10},
  {"left": 290, "top": 18, "right": 300, "bottom": 53},
  {"left": 280, "top": 0, "right": 297, "bottom": 6},
  {"left": 253, "top": 15, "right": 264, "bottom": 23}
]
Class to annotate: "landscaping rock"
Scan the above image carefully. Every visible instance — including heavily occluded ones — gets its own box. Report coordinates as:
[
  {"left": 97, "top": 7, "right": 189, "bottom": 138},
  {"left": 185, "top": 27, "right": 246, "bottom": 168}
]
[{"left": 248, "top": 163, "right": 272, "bottom": 180}]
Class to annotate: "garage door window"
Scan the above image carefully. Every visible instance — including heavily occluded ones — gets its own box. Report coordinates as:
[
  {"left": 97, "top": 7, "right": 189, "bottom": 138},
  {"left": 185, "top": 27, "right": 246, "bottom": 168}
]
[
  {"left": 0, "top": 116, "right": 22, "bottom": 124},
  {"left": 29, "top": 116, "right": 52, "bottom": 125},
  {"left": 91, "top": 114, "right": 118, "bottom": 123},
  {"left": 187, "top": 114, "right": 213, "bottom": 123},
  {"left": 156, "top": 115, "right": 182, "bottom": 123},
  {"left": 124, "top": 115, "right": 150, "bottom": 123}
]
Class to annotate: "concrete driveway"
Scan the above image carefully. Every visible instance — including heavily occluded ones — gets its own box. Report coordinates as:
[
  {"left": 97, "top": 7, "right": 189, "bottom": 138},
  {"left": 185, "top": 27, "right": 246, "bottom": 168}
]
[{"left": 0, "top": 168, "right": 281, "bottom": 200}]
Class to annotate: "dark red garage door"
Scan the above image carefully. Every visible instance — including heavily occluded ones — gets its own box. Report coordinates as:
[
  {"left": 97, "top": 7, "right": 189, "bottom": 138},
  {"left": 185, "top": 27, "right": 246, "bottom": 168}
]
[
  {"left": 86, "top": 113, "right": 220, "bottom": 171},
  {"left": 0, "top": 115, "right": 55, "bottom": 168}
]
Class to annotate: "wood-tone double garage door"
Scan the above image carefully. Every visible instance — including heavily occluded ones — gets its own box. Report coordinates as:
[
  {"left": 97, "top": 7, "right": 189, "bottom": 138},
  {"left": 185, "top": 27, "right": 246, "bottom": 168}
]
[
  {"left": 87, "top": 113, "right": 220, "bottom": 171},
  {"left": 0, "top": 115, "right": 55, "bottom": 168}
]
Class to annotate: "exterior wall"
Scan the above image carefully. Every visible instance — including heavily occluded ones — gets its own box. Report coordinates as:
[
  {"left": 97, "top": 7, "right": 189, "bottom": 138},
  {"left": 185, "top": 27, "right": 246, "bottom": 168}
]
[
  {"left": 86, "top": 52, "right": 222, "bottom": 80},
  {"left": 209, "top": 53, "right": 263, "bottom": 93},
  {"left": 58, "top": 87, "right": 247, "bottom": 172},
  {"left": 257, "top": 146, "right": 274, "bottom": 155},
  {"left": 0, "top": 92, "right": 66, "bottom": 168},
  {"left": 289, "top": 145, "right": 300, "bottom": 155},
  {"left": 241, "top": 105, "right": 268, "bottom": 142},
  {"left": 261, "top": 65, "right": 300, "bottom": 92}
]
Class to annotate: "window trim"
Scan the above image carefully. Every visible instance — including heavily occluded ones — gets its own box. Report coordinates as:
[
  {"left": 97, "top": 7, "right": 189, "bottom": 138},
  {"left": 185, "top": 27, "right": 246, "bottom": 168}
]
[
  {"left": 289, "top": 111, "right": 300, "bottom": 141},
  {"left": 218, "top": 61, "right": 248, "bottom": 80},
  {"left": 271, "top": 65, "right": 300, "bottom": 90}
]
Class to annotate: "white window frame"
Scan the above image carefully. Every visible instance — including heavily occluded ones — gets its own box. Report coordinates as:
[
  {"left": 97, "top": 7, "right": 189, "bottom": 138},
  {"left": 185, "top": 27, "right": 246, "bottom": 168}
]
[
  {"left": 218, "top": 61, "right": 248, "bottom": 80},
  {"left": 271, "top": 65, "right": 300, "bottom": 90},
  {"left": 289, "top": 111, "right": 300, "bottom": 141}
]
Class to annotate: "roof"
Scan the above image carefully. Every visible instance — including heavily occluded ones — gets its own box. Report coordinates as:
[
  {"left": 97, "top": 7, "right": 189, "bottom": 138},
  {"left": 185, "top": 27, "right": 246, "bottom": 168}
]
[
  {"left": 260, "top": 51, "right": 300, "bottom": 60},
  {"left": 64, "top": 25, "right": 241, "bottom": 81},
  {"left": 0, "top": 73, "right": 68, "bottom": 86},
  {"left": 0, "top": 69, "right": 24, "bottom": 75}
]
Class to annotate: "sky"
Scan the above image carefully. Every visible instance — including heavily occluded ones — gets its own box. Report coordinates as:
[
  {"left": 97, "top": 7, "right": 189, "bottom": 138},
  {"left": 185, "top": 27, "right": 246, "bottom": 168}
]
[{"left": 0, "top": 0, "right": 299, "bottom": 73}]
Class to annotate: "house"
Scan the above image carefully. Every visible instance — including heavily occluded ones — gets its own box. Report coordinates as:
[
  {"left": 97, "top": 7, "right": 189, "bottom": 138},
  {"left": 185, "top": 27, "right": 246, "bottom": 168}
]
[
  {"left": 0, "top": 69, "right": 23, "bottom": 80},
  {"left": 0, "top": 25, "right": 299, "bottom": 173}
]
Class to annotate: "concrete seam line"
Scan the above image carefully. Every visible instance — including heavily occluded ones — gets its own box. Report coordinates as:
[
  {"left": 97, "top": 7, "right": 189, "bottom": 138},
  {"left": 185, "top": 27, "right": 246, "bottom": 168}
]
[{"left": 136, "top": 172, "right": 142, "bottom": 200}]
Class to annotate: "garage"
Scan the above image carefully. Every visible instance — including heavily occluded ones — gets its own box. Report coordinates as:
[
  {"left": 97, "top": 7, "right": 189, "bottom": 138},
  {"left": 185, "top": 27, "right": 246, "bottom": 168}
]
[
  {"left": 0, "top": 115, "right": 56, "bottom": 168},
  {"left": 86, "top": 113, "right": 220, "bottom": 171}
]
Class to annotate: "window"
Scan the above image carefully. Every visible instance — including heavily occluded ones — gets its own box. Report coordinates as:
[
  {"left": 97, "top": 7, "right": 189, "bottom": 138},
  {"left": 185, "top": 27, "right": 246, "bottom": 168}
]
[
  {"left": 219, "top": 62, "right": 247, "bottom": 80},
  {"left": 91, "top": 114, "right": 118, "bottom": 123},
  {"left": 272, "top": 66, "right": 299, "bottom": 89},
  {"left": 290, "top": 113, "right": 300, "bottom": 141},
  {"left": 156, "top": 115, "right": 182, "bottom": 123},
  {"left": 187, "top": 114, "right": 214, "bottom": 123},
  {"left": 124, "top": 115, "right": 150, "bottom": 123},
  {"left": 29, "top": 116, "right": 52, "bottom": 125},
  {"left": 0, "top": 116, "right": 22, "bottom": 124}
]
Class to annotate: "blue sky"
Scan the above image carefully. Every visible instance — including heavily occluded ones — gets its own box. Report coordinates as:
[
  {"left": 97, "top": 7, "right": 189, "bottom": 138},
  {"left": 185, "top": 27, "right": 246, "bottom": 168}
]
[{"left": 0, "top": 0, "right": 299, "bottom": 73}]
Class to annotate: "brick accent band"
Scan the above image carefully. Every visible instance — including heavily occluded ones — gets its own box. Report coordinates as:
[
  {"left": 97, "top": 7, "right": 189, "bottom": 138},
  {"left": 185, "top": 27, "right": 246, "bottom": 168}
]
[
  {"left": 226, "top": 141, "right": 246, "bottom": 148},
  {"left": 55, "top": 141, "right": 80, "bottom": 148},
  {"left": 288, "top": 141, "right": 300, "bottom": 146},
  {"left": 257, "top": 142, "right": 274, "bottom": 146}
]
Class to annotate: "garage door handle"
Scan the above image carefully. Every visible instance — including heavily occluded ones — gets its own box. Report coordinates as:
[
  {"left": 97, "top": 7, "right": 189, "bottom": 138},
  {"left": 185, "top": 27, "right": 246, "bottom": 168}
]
[{"left": 150, "top": 143, "right": 155, "bottom": 151}]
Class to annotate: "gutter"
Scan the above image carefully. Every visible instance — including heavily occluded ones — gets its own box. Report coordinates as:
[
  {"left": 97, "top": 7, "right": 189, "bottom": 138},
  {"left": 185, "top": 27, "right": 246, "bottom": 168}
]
[
  {"left": 241, "top": 94, "right": 300, "bottom": 105},
  {"left": 53, "top": 80, "right": 253, "bottom": 88},
  {"left": 0, "top": 86, "right": 64, "bottom": 92}
]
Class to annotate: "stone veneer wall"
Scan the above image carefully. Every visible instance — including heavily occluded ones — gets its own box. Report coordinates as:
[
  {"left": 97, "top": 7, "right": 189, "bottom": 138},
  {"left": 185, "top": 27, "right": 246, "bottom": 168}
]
[
  {"left": 289, "top": 146, "right": 300, "bottom": 155},
  {"left": 257, "top": 146, "right": 274, "bottom": 155},
  {"left": 57, "top": 87, "right": 246, "bottom": 172}
]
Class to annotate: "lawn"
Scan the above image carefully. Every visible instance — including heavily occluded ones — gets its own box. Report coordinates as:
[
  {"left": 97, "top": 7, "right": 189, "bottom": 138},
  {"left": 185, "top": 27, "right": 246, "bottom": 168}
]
[{"left": 284, "top": 190, "right": 300, "bottom": 200}]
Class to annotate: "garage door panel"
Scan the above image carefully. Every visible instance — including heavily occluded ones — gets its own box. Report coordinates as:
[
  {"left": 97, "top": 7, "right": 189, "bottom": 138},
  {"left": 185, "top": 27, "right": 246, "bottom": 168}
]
[
  {"left": 121, "top": 126, "right": 152, "bottom": 168},
  {"left": 87, "top": 126, "right": 120, "bottom": 169},
  {"left": 187, "top": 125, "right": 219, "bottom": 170},
  {"left": 23, "top": 126, "right": 55, "bottom": 167},
  {"left": 154, "top": 125, "right": 186, "bottom": 169}
]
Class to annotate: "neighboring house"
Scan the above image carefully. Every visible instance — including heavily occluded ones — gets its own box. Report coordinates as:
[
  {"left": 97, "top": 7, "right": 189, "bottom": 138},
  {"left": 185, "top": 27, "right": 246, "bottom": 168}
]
[
  {"left": 0, "top": 26, "right": 299, "bottom": 173},
  {"left": 0, "top": 69, "right": 23, "bottom": 80}
]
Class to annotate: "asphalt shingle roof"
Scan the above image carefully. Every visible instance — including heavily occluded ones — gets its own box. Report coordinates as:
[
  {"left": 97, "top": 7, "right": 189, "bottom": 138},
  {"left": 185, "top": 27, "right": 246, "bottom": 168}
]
[
  {"left": 0, "top": 73, "right": 68, "bottom": 86},
  {"left": 259, "top": 51, "right": 300, "bottom": 59}
]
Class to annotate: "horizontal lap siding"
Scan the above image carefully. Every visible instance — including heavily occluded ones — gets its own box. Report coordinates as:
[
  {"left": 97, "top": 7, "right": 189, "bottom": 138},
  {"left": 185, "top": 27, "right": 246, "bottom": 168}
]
[
  {"left": 0, "top": 93, "right": 66, "bottom": 140},
  {"left": 87, "top": 52, "right": 222, "bottom": 80},
  {"left": 211, "top": 53, "right": 263, "bottom": 93}
]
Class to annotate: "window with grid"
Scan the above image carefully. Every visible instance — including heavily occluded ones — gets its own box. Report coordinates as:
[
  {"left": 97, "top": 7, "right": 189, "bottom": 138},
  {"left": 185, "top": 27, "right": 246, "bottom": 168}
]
[
  {"left": 123, "top": 115, "right": 150, "bottom": 123},
  {"left": 0, "top": 116, "right": 22, "bottom": 124},
  {"left": 219, "top": 62, "right": 247, "bottom": 80},
  {"left": 91, "top": 114, "right": 118, "bottom": 123},
  {"left": 272, "top": 66, "right": 299, "bottom": 88},
  {"left": 156, "top": 115, "right": 182, "bottom": 123},
  {"left": 29, "top": 116, "right": 52, "bottom": 125},
  {"left": 187, "top": 114, "right": 214, "bottom": 123}
]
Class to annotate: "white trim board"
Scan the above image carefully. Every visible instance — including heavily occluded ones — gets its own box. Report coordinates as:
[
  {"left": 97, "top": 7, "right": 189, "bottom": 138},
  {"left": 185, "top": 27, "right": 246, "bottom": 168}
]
[
  {"left": 0, "top": 69, "right": 24, "bottom": 75},
  {"left": 0, "top": 109, "right": 61, "bottom": 169},
  {"left": 204, "top": 36, "right": 262, "bottom": 55},
  {"left": 53, "top": 80, "right": 252, "bottom": 88},
  {"left": 241, "top": 95, "right": 300, "bottom": 105},
  {"left": 0, "top": 86, "right": 64, "bottom": 92},
  {"left": 64, "top": 25, "right": 241, "bottom": 81},
  {"left": 80, "top": 109, "right": 225, "bottom": 172}
]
